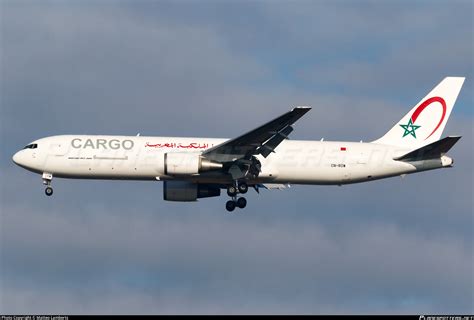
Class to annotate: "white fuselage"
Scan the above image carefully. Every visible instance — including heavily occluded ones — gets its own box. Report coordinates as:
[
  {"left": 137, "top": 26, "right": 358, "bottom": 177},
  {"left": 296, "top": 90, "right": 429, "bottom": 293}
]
[{"left": 12, "top": 135, "right": 453, "bottom": 185}]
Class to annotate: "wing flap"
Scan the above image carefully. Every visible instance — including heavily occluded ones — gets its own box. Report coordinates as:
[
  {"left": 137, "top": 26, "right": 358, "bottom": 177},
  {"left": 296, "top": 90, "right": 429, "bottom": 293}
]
[{"left": 258, "top": 125, "right": 294, "bottom": 158}]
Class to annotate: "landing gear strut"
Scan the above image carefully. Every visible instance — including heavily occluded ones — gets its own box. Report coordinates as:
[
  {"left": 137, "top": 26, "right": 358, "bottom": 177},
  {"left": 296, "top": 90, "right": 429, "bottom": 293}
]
[
  {"left": 225, "top": 181, "right": 248, "bottom": 212},
  {"left": 42, "top": 172, "right": 53, "bottom": 197}
]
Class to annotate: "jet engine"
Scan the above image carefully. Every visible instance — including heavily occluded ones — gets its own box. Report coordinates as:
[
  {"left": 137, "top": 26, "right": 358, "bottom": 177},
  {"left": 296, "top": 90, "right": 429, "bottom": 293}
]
[
  {"left": 163, "top": 181, "right": 221, "bottom": 201},
  {"left": 164, "top": 152, "right": 222, "bottom": 175}
]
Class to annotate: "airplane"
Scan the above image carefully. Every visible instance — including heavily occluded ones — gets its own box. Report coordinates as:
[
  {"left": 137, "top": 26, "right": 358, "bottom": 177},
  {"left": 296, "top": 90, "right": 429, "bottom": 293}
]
[{"left": 12, "top": 77, "right": 465, "bottom": 212}]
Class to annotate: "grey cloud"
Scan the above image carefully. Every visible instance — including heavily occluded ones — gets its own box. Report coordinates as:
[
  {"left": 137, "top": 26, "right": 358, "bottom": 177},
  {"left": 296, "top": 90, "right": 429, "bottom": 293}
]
[
  {"left": 2, "top": 1, "right": 472, "bottom": 148},
  {"left": 1, "top": 204, "right": 471, "bottom": 314},
  {"left": 261, "top": 1, "right": 473, "bottom": 100},
  {"left": 1, "top": 2, "right": 270, "bottom": 141}
]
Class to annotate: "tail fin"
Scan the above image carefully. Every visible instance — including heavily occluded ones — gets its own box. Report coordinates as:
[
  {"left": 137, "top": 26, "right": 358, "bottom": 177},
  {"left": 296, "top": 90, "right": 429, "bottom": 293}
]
[{"left": 373, "top": 77, "right": 465, "bottom": 148}]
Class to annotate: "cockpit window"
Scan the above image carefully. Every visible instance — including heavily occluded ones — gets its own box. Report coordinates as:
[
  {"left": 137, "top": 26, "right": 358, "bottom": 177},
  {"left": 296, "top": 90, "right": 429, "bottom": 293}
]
[{"left": 23, "top": 144, "right": 38, "bottom": 149}]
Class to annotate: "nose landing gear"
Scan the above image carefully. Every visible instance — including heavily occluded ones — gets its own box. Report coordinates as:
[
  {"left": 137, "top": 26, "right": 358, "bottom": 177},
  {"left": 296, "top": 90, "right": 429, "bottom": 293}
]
[
  {"left": 45, "top": 186, "right": 53, "bottom": 196},
  {"left": 42, "top": 172, "right": 53, "bottom": 197}
]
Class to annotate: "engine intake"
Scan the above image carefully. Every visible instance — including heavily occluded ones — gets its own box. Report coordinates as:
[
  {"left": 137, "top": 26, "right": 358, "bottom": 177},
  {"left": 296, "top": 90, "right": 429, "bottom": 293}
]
[{"left": 164, "top": 152, "right": 222, "bottom": 175}]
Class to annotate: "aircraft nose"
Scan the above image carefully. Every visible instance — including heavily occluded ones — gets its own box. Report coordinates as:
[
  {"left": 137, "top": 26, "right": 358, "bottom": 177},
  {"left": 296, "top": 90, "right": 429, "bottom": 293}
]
[{"left": 12, "top": 150, "right": 23, "bottom": 166}]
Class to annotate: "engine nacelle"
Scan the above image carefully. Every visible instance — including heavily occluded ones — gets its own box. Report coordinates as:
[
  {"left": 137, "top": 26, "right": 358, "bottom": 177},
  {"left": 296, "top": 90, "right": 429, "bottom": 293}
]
[
  {"left": 163, "top": 181, "right": 221, "bottom": 202},
  {"left": 164, "top": 152, "right": 222, "bottom": 175}
]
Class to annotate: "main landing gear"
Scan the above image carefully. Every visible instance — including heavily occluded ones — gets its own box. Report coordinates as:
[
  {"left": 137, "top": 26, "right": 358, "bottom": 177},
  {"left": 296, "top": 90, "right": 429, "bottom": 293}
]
[
  {"left": 42, "top": 172, "right": 53, "bottom": 197},
  {"left": 225, "top": 181, "right": 248, "bottom": 212}
]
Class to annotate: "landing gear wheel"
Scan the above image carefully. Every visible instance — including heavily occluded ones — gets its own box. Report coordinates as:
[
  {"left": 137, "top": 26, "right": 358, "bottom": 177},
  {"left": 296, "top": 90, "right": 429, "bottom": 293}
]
[
  {"left": 236, "top": 197, "right": 247, "bottom": 209},
  {"left": 226, "top": 200, "right": 236, "bottom": 212},
  {"left": 238, "top": 182, "right": 248, "bottom": 194},
  {"left": 45, "top": 187, "right": 53, "bottom": 196},
  {"left": 227, "top": 185, "right": 237, "bottom": 197}
]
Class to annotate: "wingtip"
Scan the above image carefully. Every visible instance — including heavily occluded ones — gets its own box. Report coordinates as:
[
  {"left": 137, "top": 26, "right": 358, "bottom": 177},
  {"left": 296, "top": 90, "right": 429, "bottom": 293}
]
[
  {"left": 293, "top": 106, "right": 312, "bottom": 111},
  {"left": 444, "top": 76, "right": 466, "bottom": 83}
]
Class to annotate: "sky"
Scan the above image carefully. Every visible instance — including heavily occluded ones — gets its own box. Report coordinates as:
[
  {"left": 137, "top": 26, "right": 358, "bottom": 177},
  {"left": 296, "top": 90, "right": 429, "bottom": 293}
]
[{"left": 1, "top": 0, "right": 473, "bottom": 315}]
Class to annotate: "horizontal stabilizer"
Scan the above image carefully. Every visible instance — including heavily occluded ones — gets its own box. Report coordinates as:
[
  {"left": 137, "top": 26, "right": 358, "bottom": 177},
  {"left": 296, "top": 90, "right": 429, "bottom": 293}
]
[{"left": 394, "top": 136, "right": 461, "bottom": 161}]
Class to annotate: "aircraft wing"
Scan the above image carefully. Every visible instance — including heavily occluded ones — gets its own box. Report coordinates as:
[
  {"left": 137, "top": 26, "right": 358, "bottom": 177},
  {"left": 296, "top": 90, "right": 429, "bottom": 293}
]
[{"left": 202, "top": 106, "right": 311, "bottom": 162}]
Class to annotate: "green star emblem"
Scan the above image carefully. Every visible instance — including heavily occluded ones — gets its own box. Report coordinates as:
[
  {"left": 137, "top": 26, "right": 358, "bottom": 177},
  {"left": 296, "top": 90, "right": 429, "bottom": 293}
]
[{"left": 400, "top": 118, "right": 421, "bottom": 138}]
